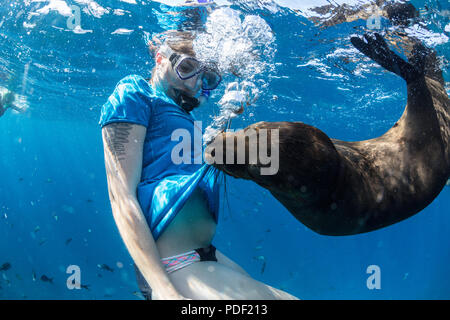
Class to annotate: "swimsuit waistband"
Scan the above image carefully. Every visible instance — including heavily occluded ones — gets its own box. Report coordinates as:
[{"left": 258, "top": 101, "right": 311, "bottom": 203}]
[{"left": 161, "top": 244, "right": 217, "bottom": 274}]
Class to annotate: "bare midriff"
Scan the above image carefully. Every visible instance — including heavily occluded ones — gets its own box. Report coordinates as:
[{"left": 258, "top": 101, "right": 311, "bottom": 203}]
[{"left": 155, "top": 187, "right": 217, "bottom": 258}]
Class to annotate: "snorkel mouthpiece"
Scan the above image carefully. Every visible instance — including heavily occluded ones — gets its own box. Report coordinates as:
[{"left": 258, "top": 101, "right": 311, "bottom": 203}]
[{"left": 174, "top": 88, "right": 200, "bottom": 112}]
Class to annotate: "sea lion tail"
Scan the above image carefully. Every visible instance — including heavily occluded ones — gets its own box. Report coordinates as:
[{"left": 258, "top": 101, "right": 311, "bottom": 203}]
[{"left": 350, "top": 33, "right": 422, "bottom": 84}]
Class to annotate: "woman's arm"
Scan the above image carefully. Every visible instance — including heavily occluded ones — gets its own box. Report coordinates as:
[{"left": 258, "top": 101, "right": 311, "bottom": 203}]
[{"left": 101, "top": 122, "right": 187, "bottom": 299}]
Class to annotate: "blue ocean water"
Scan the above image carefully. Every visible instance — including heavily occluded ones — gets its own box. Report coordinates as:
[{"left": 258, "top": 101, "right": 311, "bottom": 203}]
[{"left": 0, "top": 0, "right": 449, "bottom": 299}]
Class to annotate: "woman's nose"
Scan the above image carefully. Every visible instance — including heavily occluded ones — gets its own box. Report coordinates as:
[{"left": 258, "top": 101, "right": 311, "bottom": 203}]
[{"left": 185, "top": 75, "right": 202, "bottom": 91}]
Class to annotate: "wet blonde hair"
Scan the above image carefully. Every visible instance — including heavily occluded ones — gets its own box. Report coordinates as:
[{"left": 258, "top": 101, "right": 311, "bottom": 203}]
[{"left": 149, "top": 31, "right": 196, "bottom": 80}]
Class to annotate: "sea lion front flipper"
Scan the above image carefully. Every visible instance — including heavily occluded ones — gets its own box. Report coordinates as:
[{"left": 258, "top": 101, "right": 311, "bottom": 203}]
[{"left": 350, "top": 33, "right": 421, "bottom": 83}]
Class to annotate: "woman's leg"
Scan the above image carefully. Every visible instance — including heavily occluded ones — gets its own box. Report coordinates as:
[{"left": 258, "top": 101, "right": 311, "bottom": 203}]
[
  {"left": 215, "top": 249, "right": 251, "bottom": 277},
  {"left": 134, "top": 264, "right": 153, "bottom": 300},
  {"left": 168, "top": 259, "right": 299, "bottom": 300},
  {"left": 215, "top": 250, "right": 299, "bottom": 300}
]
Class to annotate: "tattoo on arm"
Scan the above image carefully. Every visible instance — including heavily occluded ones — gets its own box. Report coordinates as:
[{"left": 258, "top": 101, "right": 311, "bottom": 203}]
[{"left": 104, "top": 123, "right": 133, "bottom": 162}]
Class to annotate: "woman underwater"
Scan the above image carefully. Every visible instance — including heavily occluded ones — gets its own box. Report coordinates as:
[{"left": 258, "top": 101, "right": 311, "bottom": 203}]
[{"left": 99, "top": 32, "right": 299, "bottom": 300}]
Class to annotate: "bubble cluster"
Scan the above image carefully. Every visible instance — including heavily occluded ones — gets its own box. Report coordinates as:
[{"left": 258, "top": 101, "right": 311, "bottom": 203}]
[
  {"left": 194, "top": 7, "right": 275, "bottom": 79},
  {"left": 194, "top": 7, "right": 276, "bottom": 144}
]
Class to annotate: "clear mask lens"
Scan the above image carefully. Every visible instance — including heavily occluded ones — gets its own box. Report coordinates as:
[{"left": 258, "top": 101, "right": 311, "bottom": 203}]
[
  {"left": 176, "top": 58, "right": 201, "bottom": 79},
  {"left": 201, "top": 70, "right": 221, "bottom": 90},
  {"left": 174, "top": 55, "right": 222, "bottom": 90}
]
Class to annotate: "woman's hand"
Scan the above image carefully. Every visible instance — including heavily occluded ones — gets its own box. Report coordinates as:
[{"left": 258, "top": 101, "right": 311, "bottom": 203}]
[{"left": 219, "top": 81, "right": 259, "bottom": 116}]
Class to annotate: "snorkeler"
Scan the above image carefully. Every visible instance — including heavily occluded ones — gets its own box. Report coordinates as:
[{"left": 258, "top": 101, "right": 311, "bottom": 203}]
[
  {"left": 99, "top": 32, "right": 298, "bottom": 300},
  {"left": 0, "top": 89, "right": 23, "bottom": 117}
]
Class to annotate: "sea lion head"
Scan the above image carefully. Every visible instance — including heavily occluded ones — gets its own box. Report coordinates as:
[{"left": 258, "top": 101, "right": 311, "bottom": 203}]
[
  {"left": 204, "top": 121, "right": 341, "bottom": 198},
  {"left": 204, "top": 121, "right": 269, "bottom": 183}
]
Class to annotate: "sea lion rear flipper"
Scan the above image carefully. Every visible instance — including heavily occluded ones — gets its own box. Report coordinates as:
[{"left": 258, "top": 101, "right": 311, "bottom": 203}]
[{"left": 350, "top": 33, "right": 421, "bottom": 83}]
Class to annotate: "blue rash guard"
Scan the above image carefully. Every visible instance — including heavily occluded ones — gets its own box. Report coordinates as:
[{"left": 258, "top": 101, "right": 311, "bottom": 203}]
[{"left": 99, "top": 75, "right": 222, "bottom": 241}]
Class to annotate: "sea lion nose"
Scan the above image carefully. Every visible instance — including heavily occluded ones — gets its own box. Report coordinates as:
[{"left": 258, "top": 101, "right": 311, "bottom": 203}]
[
  {"left": 204, "top": 132, "right": 225, "bottom": 166},
  {"left": 204, "top": 130, "right": 255, "bottom": 180}
]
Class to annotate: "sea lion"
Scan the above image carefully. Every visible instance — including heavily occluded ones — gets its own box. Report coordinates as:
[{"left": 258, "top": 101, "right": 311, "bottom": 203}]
[
  {"left": 304, "top": 0, "right": 418, "bottom": 29},
  {"left": 205, "top": 33, "right": 449, "bottom": 236}
]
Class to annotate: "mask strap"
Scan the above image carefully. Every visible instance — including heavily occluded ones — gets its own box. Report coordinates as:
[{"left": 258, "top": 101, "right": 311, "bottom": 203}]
[{"left": 158, "top": 44, "right": 179, "bottom": 65}]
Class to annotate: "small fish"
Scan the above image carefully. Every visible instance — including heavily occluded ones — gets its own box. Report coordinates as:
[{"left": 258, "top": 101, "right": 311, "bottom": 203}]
[
  {"left": 34, "top": 226, "right": 40, "bottom": 233},
  {"left": 261, "top": 260, "right": 266, "bottom": 274},
  {"left": 38, "top": 238, "right": 46, "bottom": 246},
  {"left": 252, "top": 256, "right": 266, "bottom": 274},
  {"left": 86, "top": 199, "right": 93, "bottom": 203},
  {"left": 40, "top": 275, "right": 53, "bottom": 283},
  {"left": 97, "top": 264, "right": 114, "bottom": 272},
  {"left": 97, "top": 273, "right": 102, "bottom": 278},
  {"left": 32, "top": 270, "right": 36, "bottom": 282},
  {"left": 0, "top": 262, "right": 11, "bottom": 271},
  {"left": 80, "top": 284, "right": 90, "bottom": 290},
  {"left": 18, "top": 177, "right": 24, "bottom": 181},
  {"left": 65, "top": 238, "right": 72, "bottom": 245}
]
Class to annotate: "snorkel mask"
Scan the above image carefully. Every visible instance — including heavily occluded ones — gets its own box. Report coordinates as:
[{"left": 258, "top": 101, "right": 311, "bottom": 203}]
[{"left": 158, "top": 44, "right": 222, "bottom": 112}]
